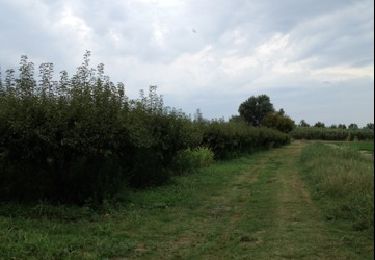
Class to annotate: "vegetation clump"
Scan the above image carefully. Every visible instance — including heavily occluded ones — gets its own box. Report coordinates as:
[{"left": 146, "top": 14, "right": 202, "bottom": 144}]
[
  {"left": 172, "top": 147, "right": 214, "bottom": 175},
  {"left": 0, "top": 53, "right": 290, "bottom": 203},
  {"left": 234, "top": 95, "right": 295, "bottom": 133},
  {"left": 291, "top": 127, "right": 373, "bottom": 140}
]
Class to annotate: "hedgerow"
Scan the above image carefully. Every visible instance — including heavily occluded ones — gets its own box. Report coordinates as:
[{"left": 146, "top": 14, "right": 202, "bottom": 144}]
[
  {"left": 291, "top": 127, "right": 374, "bottom": 141},
  {"left": 0, "top": 53, "right": 290, "bottom": 203},
  {"left": 202, "top": 121, "right": 290, "bottom": 159}
]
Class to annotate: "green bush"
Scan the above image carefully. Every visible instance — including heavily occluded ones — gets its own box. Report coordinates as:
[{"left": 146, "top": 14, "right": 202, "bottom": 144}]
[
  {"left": 0, "top": 53, "right": 290, "bottom": 204},
  {"left": 172, "top": 147, "right": 214, "bottom": 175},
  {"left": 202, "top": 121, "right": 290, "bottom": 159},
  {"left": 0, "top": 54, "right": 200, "bottom": 203},
  {"left": 262, "top": 111, "right": 295, "bottom": 133}
]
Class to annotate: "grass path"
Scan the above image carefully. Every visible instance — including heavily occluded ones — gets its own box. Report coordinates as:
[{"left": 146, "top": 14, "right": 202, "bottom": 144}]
[
  {"left": 0, "top": 142, "right": 371, "bottom": 259},
  {"left": 176, "top": 141, "right": 355, "bottom": 259}
]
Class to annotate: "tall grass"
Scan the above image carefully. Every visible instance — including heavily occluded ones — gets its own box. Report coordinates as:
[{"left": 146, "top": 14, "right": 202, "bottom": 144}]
[{"left": 299, "top": 143, "right": 374, "bottom": 233}]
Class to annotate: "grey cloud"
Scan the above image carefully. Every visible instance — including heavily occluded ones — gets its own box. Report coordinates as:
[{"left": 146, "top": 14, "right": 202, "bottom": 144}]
[{"left": 0, "top": 0, "right": 373, "bottom": 125}]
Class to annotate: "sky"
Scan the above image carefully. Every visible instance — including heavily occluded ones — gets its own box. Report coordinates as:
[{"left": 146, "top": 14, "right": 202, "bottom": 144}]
[{"left": 0, "top": 0, "right": 373, "bottom": 126}]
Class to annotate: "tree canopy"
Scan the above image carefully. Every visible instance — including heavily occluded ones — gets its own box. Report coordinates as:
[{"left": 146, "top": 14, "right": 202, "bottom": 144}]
[
  {"left": 238, "top": 95, "right": 274, "bottom": 126},
  {"left": 262, "top": 111, "right": 295, "bottom": 133}
]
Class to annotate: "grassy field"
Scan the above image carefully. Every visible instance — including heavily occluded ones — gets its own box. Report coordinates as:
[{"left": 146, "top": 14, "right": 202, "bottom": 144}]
[
  {"left": 0, "top": 141, "right": 373, "bottom": 259},
  {"left": 317, "top": 140, "right": 374, "bottom": 152},
  {"left": 299, "top": 142, "right": 374, "bottom": 258},
  {"left": 339, "top": 140, "right": 374, "bottom": 154}
]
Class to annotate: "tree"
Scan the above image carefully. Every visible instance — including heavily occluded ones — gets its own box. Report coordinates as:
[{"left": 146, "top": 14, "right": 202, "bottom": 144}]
[
  {"left": 299, "top": 120, "right": 310, "bottom": 127},
  {"left": 5, "top": 69, "right": 16, "bottom": 94},
  {"left": 17, "top": 55, "right": 35, "bottom": 97},
  {"left": 38, "top": 62, "right": 54, "bottom": 97},
  {"left": 314, "top": 122, "right": 325, "bottom": 128},
  {"left": 0, "top": 66, "right": 3, "bottom": 96},
  {"left": 329, "top": 124, "right": 338, "bottom": 129},
  {"left": 348, "top": 123, "right": 358, "bottom": 130},
  {"left": 338, "top": 124, "right": 347, "bottom": 129},
  {"left": 365, "top": 123, "right": 374, "bottom": 130},
  {"left": 238, "top": 95, "right": 274, "bottom": 126},
  {"left": 277, "top": 108, "right": 285, "bottom": 116},
  {"left": 262, "top": 112, "right": 295, "bottom": 133},
  {"left": 58, "top": 70, "right": 70, "bottom": 98}
]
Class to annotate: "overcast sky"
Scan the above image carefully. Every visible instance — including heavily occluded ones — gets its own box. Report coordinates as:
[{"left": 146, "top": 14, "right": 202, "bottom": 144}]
[{"left": 0, "top": 0, "right": 373, "bottom": 126}]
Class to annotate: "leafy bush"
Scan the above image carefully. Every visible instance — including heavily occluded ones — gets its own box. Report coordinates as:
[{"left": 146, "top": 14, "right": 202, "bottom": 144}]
[
  {"left": 0, "top": 53, "right": 200, "bottom": 203},
  {"left": 262, "top": 111, "right": 295, "bottom": 133},
  {"left": 0, "top": 53, "right": 290, "bottom": 203},
  {"left": 202, "top": 121, "right": 290, "bottom": 159},
  {"left": 172, "top": 147, "right": 214, "bottom": 175}
]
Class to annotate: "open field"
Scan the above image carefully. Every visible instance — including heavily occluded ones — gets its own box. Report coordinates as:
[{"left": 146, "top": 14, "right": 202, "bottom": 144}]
[
  {"left": 0, "top": 141, "right": 373, "bottom": 259},
  {"left": 336, "top": 141, "right": 374, "bottom": 155}
]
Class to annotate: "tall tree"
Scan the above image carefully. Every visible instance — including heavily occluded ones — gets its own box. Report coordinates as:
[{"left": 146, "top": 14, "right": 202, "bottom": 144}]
[
  {"left": 5, "top": 69, "right": 16, "bottom": 95},
  {"left": 314, "top": 122, "right": 325, "bottom": 128},
  {"left": 238, "top": 95, "right": 274, "bottom": 126},
  {"left": 299, "top": 120, "right": 310, "bottom": 127},
  {"left": 365, "top": 123, "right": 374, "bottom": 130},
  {"left": 38, "top": 62, "right": 54, "bottom": 97},
  {"left": 58, "top": 70, "right": 70, "bottom": 98},
  {"left": 17, "top": 55, "right": 35, "bottom": 97},
  {"left": 0, "top": 66, "right": 3, "bottom": 96}
]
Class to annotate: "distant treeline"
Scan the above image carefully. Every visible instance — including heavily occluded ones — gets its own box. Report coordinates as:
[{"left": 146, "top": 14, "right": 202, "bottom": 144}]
[
  {"left": 0, "top": 52, "right": 290, "bottom": 203},
  {"left": 291, "top": 127, "right": 374, "bottom": 140},
  {"left": 297, "top": 120, "right": 374, "bottom": 130}
]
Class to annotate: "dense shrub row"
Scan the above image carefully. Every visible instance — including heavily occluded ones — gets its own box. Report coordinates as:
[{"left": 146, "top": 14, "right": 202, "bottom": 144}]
[
  {"left": 0, "top": 53, "right": 290, "bottom": 203},
  {"left": 202, "top": 122, "right": 290, "bottom": 159},
  {"left": 291, "top": 127, "right": 374, "bottom": 141}
]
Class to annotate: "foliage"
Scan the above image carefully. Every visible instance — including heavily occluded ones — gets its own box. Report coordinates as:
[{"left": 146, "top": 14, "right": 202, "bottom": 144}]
[
  {"left": 299, "top": 120, "right": 310, "bottom": 127},
  {"left": 238, "top": 95, "right": 274, "bottom": 126},
  {"left": 229, "top": 114, "right": 244, "bottom": 123},
  {"left": 262, "top": 111, "right": 295, "bottom": 133},
  {"left": 0, "top": 53, "right": 201, "bottom": 203},
  {"left": 348, "top": 123, "right": 358, "bottom": 130},
  {"left": 314, "top": 122, "right": 325, "bottom": 128},
  {"left": 202, "top": 121, "right": 290, "bottom": 159},
  {"left": 291, "top": 127, "right": 374, "bottom": 140},
  {"left": 172, "top": 147, "right": 214, "bottom": 175},
  {"left": 365, "top": 123, "right": 374, "bottom": 130},
  {"left": 0, "top": 53, "right": 290, "bottom": 203}
]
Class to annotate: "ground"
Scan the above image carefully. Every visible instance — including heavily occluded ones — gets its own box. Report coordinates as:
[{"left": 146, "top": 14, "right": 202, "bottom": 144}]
[{"left": 0, "top": 141, "right": 373, "bottom": 259}]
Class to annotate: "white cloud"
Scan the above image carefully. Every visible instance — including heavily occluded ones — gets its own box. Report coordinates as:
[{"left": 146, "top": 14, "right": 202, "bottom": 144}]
[{"left": 0, "top": 0, "right": 373, "bottom": 125}]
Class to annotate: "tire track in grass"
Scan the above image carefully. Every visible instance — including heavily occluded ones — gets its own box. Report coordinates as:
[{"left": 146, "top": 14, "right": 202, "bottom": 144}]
[
  {"left": 198, "top": 142, "right": 360, "bottom": 259},
  {"left": 238, "top": 142, "right": 359, "bottom": 259}
]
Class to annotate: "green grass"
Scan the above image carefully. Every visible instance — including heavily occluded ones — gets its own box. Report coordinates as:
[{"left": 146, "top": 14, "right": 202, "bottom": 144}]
[
  {"left": 0, "top": 154, "right": 257, "bottom": 259},
  {"left": 316, "top": 140, "right": 374, "bottom": 153},
  {"left": 299, "top": 142, "right": 374, "bottom": 255},
  {"left": 0, "top": 142, "right": 373, "bottom": 259},
  {"left": 340, "top": 141, "right": 374, "bottom": 153}
]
